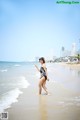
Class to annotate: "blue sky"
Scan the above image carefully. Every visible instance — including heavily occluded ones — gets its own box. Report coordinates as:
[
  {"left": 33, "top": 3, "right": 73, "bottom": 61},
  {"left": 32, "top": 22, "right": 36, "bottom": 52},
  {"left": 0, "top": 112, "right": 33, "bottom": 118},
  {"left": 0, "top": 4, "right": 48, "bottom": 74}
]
[{"left": 0, "top": 0, "right": 80, "bottom": 61}]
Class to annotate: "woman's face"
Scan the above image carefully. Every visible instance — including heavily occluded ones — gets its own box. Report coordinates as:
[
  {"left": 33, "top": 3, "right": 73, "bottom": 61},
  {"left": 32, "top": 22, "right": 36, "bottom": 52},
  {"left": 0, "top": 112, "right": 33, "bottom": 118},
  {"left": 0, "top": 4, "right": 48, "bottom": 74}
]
[{"left": 39, "top": 60, "right": 43, "bottom": 64}]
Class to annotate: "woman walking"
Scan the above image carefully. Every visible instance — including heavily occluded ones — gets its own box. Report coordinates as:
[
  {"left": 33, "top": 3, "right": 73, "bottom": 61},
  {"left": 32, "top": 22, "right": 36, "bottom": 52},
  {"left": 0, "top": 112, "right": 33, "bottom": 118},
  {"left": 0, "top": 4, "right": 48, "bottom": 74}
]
[{"left": 35, "top": 57, "right": 48, "bottom": 95}]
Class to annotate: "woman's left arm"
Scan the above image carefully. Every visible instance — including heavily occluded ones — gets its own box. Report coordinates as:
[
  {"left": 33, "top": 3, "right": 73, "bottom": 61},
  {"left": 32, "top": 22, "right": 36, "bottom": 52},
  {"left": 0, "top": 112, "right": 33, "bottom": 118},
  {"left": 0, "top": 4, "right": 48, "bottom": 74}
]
[
  {"left": 42, "top": 64, "right": 48, "bottom": 76},
  {"left": 43, "top": 64, "right": 49, "bottom": 81}
]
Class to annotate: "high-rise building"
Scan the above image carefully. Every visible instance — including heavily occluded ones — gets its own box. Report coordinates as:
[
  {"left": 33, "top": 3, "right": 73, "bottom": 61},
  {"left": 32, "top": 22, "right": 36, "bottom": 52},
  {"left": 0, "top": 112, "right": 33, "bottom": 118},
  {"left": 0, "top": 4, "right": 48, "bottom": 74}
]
[
  {"left": 61, "top": 46, "right": 65, "bottom": 57},
  {"left": 35, "top": 57, "right": 39, "bottom": 62},
  {"left": 71, "top": 43, "right": 76, "bottom": 56}
]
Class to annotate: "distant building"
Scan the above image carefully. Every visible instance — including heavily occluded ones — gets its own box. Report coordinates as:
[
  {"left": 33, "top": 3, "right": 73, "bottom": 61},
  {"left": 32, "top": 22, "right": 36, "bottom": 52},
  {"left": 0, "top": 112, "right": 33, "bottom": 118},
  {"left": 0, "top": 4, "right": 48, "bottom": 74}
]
[
  {"left": 71, "top": 43, "right": 76, "bottom": 56},
  {"left": 64, "top": 50, "right": 71, "bottom": 57},
  {"left": 53, "top": 56, "right": 57, "bottom": 60},
  {"left": 77, "top": 49, "right": 80, "bottom": 54},
  {"left": 61, "top": 46, "right": 65, "bottom": 57},
  {"left": 60, "top": 46, "right": 71, "bottom": 57},
  {"left": 35, "top": 57, "right": 39, "bottom": 62}
]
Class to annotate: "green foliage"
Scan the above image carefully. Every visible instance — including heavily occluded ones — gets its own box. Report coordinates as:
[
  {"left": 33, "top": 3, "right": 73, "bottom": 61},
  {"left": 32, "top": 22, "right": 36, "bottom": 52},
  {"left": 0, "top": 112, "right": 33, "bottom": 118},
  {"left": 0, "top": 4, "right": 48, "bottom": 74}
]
[{"left": 76, "top": 54, "right": 80, "bottom": 60}]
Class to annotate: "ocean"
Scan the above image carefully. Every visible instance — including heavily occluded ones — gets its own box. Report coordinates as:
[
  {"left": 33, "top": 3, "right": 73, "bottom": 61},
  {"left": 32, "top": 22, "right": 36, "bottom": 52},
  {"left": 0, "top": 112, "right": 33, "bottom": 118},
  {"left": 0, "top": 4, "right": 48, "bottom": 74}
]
[{"left": 0, "top": 61, "right": 39, "bottom": 113}]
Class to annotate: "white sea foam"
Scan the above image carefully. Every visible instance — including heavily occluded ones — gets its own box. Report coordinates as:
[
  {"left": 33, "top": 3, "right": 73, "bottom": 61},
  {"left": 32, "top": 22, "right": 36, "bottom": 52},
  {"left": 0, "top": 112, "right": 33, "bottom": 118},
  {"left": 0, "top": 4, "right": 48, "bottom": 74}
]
[
  {"left": 0, "top": 76, "right": 30, "bottom": 88},
  {"left": 14, "top": 64, "right": 21, "bottom": 67},
  {"left": 0, "top": 76, "right": 30, "bottom": 113},
  {"left": 35, "top": 73, "right": 40, "bottom": 78},
  {"left": 58, "top": 101, "right": 65, "bottom": 104},
  {"left": 18, "top": 76, "right": 30, "bottom": 88},
  {"left": 0, "top": 69, "right": 8, "bottom": 72},
  {"left": 0, "top": 88, "right": 22, "bottom": 113},
  {"left": 58, "top": 96, "right": 80, "bottom": 107}
]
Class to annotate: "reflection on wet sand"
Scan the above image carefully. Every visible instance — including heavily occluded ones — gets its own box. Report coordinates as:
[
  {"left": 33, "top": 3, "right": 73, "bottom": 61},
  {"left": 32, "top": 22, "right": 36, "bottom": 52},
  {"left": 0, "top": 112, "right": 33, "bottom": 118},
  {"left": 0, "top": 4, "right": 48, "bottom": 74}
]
[
  {"left": 39, "top": 96, "right": 48, "bottom": 120},
  {"left": 78, "top": 70, "right": 80, "bottom": 76}
]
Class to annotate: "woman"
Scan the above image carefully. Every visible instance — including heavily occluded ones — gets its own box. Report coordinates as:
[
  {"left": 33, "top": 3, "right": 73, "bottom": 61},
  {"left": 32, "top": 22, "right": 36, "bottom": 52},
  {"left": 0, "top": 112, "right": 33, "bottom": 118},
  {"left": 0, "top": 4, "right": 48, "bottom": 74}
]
[{"left": 35, "top": 57, "right": 48, "bottom": 95}]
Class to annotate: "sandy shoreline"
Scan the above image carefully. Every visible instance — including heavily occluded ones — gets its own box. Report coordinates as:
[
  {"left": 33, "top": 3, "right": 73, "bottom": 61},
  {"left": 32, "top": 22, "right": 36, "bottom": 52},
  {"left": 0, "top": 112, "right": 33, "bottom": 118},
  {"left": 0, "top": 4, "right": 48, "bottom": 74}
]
[
  {"left": 4, "top": 63, "right": 80, "bottom": 120},
  {"left": 58, "top": 62, "right": 80, "bottom": 69}
]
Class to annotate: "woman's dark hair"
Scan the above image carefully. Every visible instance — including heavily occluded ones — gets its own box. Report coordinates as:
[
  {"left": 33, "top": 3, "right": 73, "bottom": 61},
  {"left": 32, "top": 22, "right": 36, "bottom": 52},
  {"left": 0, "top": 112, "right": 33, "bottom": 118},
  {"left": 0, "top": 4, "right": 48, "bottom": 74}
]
[{"left": 39, "top": 57, "right": 45, "bottom": 63}]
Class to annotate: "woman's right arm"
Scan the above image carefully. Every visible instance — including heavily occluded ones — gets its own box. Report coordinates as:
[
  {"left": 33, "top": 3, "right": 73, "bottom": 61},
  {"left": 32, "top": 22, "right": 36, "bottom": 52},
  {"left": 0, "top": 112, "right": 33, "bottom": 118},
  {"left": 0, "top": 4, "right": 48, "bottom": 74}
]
[{"left": 34, "top": 65, "right": 40, "bottom": 72}]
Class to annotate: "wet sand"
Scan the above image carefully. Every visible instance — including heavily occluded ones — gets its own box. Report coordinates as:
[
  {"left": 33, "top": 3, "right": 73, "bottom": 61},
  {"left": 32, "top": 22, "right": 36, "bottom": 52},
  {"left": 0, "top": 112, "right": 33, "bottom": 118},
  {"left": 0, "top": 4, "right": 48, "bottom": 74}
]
[
  {"left": 60, "top": 62, "right": 80, "bottom": 69},
  {"left": 5, "top": 63, "right": 80, "bottom": 120}
]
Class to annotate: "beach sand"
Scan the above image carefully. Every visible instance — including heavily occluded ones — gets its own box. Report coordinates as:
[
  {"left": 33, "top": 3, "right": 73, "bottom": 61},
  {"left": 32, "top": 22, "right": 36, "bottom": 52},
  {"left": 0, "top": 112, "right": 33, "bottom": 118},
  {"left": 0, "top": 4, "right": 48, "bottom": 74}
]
[
  {"left": 60, "top": 62, "right": 80, "bottom": 69},
  {"left": 5, "top": 63, "right": 80, "bottom": 120}
]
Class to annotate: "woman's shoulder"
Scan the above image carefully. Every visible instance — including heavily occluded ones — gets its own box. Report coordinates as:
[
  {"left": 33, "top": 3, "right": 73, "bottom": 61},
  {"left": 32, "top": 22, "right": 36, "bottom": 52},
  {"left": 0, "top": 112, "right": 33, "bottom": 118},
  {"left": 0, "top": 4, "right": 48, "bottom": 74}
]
[{"left": 42, "top": 63, "right": 46, "bottom": 68}]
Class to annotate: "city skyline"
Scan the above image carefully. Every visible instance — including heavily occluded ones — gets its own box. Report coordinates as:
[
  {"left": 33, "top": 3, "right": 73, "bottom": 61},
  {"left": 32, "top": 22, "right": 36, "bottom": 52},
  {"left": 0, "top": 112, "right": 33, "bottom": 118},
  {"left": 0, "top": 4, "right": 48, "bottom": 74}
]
[{"left": 0, "top": 0, "right": 80, "bottom": 61}]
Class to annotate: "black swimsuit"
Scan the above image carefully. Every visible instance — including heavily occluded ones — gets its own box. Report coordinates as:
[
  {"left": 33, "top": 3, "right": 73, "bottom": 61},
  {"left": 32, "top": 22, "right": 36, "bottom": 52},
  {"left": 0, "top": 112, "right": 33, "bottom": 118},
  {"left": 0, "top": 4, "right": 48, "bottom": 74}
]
[{"left": 40, "top": 67, "right": 47, "bottom": 80}]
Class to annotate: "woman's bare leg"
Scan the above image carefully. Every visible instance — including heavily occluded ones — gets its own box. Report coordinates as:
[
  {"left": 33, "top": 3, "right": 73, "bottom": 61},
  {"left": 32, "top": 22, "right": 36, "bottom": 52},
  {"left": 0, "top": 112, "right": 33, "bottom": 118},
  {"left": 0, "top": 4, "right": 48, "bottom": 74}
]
[
  {"left": 39, "top": 78, "right": 43, "bottom": 94},
  {"left": 39, "top": 84, "right": 42, "bottom": 95},
  {"left": 43, "top": 81, "right": 47, "bottom": 90},
  {"left": 42, "top": 77, "right": 48, "bottom": 95},
  {"left": 39, "top": 77, "right": 48, "bottom": 95},
  {"left": 42, "top": 85, "right": 48, "bottom": 95}
]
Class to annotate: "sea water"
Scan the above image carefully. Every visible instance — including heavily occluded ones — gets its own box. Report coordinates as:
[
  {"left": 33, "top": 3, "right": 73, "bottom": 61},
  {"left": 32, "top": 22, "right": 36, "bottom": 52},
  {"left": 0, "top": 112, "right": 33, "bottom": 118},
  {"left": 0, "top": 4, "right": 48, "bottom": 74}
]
[{"left": 0, "top": 61, "right": 37, "bottom": 113}]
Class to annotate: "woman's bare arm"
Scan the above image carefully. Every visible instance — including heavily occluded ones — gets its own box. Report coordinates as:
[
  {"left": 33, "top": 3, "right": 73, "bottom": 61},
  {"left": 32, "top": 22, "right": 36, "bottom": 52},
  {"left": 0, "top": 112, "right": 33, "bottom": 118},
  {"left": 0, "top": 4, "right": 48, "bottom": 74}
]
[
  {"left": 42, "top": 64, "right": 49, "bottom": 80},
  {"left": 42, "top": 64, "right": 48, "bottom": 76},
  {"left": 34, "top": 65, "right": 40, "bottom": 72}
]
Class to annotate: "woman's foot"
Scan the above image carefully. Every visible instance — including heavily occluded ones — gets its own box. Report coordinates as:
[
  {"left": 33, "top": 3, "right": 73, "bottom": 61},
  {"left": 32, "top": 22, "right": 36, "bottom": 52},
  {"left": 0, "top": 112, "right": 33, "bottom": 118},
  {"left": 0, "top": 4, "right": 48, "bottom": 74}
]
[{"left": 44, "top": 91, "right": 48, "bottom": 95}]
